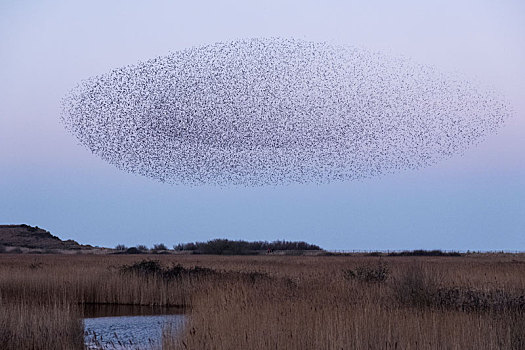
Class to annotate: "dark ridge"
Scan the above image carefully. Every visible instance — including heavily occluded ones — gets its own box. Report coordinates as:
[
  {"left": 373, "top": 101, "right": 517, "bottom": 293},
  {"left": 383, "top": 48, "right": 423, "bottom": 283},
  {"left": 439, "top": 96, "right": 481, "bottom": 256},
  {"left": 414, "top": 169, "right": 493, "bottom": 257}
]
[{"left": 0, "top": 224, "right": 86, "bottom": 250}]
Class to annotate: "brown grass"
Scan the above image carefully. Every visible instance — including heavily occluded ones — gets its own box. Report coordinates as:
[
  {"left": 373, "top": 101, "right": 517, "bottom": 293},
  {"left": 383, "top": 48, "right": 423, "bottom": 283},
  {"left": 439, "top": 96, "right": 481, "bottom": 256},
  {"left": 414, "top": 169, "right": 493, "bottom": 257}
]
[
  {"left": 1, "top": 253, "right": 525, "bottom": 349},
  {"left": 0, "top": 301, "right": 83, "bottom": 350}
]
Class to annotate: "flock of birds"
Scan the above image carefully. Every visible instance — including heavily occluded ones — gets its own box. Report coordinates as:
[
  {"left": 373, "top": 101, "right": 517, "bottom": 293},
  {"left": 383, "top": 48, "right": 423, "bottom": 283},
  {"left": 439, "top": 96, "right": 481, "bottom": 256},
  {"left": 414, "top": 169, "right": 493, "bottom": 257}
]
[{"left": 61, "top": 38, "right": 510, "bottom": 185}]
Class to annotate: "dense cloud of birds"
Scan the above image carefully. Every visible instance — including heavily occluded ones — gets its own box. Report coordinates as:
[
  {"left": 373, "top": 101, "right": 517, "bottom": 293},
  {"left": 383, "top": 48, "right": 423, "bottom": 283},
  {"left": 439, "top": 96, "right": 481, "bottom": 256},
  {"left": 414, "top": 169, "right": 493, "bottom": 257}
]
[{"left": 61, "top": 38, "right": 510, "bottom": 185}]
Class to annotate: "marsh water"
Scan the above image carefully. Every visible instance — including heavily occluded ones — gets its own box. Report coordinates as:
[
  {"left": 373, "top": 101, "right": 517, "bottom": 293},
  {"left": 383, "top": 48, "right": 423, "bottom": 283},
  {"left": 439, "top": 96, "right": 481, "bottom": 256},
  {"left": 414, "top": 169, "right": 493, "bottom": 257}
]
[{"left": 83, "top": 304, "right": 185, "bottom": 349}]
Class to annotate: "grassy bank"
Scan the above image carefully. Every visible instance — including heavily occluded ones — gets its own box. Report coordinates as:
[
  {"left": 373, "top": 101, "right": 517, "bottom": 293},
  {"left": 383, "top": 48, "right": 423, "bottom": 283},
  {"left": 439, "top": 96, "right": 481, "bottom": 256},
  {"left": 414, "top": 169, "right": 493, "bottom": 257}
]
[{"left": 1, "top": 254, "right": 525, "bottom": 349}]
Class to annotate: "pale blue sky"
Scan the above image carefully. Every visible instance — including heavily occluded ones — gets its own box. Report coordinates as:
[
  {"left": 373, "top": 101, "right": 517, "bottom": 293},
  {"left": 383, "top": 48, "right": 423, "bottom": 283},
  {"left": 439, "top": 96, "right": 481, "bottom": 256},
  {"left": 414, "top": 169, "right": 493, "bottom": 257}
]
[{"left": 1, "top": 0, "right": 524, "bottom": 250}]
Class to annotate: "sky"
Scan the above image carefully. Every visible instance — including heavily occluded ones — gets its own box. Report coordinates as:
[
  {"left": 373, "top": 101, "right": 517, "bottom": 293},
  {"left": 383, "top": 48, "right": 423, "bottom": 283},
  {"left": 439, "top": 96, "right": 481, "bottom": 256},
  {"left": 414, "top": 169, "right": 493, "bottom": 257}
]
[{"left": 0, "top": 0, "right": 524, "bottom": 251}]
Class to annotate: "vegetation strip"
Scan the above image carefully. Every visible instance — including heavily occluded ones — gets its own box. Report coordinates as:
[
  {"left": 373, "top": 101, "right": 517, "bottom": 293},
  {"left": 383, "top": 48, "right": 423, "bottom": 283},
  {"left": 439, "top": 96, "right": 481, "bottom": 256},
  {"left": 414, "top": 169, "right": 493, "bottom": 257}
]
[{"left": 1, "top": 254, "right": 525, "bottom": 349}]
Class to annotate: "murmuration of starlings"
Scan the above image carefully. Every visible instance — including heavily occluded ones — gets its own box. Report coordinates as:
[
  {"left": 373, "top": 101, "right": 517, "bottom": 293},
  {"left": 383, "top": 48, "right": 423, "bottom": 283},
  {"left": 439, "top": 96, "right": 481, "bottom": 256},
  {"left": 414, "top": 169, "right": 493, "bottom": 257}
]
[{"left": 61, "top": 38, "right": 510, "bottom": 186}]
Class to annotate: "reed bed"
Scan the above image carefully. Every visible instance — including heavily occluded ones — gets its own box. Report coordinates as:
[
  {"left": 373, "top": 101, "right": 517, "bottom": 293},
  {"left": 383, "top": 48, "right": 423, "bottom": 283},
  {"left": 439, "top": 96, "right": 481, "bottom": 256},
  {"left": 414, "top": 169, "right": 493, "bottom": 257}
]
[
  {"left": 1, "top": 254, "right": 525, "bottom": 349},
  {"left": 0, "top": 301, "right": 83, "bottom": 350}
]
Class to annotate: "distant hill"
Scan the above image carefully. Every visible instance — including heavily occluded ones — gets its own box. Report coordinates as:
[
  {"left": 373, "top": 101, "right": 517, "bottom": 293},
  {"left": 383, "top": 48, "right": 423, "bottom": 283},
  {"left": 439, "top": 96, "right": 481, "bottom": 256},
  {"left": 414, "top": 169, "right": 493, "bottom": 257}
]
[{"left": 0, "top": 224, "right": 86, "bottom": 250}]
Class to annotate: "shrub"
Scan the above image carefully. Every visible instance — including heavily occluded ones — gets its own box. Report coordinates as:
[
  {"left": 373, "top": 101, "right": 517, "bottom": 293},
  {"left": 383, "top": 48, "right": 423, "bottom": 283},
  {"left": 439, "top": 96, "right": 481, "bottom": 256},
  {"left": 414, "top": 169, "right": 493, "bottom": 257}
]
[
  {"left": 115, "top": 244, "right": 127, "bottom": 251},
  {"left": 388, "top": 250, "right": 461, "bottom": 257},
  {"left": 29, "top": 262, "right": 43, "bottom": 269},
  {"left": 121, "top": 260, "right": 163, "bottom": 276},
  {"left": 172, "top": 239, "right": 322, "bottom": 255},
  {"left": 173, "top": 243, "right": 189, "bottom": 251},
  {"left": 432, "top": 287, "right": 525, "bottom": 312},
  {"left": 120, "top": 260, "right": 215, "bottom": 280},
  {"left": 135, "top": 245, "right": 148, "bottom": 252},
  {"left": 124, "top": 247, "right": 143, "bottom": 254},
  {"left": 343, "top": 261, "right": 389, "bottom": 283},
  {"left": 152, "top": 243, "right": 168, "bottom": 252},
  {"left": 392, "top": 264, "right": 440, "bottom": 308}
]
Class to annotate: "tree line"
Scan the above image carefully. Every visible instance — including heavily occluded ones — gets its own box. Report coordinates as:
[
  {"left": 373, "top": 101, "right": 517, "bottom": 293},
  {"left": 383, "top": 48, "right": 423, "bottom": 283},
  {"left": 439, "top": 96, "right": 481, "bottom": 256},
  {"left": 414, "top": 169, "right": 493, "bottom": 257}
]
[{"left": 173, "top": 239, "right": 321, "bottom": 255}]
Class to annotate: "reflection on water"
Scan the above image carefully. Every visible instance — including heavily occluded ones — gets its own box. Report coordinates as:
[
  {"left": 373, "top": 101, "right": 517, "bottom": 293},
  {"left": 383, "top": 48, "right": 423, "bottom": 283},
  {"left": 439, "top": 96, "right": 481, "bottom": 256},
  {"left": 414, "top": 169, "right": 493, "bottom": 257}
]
[{"left": 83, "top": 304, "right": 185, "bottom": 350}]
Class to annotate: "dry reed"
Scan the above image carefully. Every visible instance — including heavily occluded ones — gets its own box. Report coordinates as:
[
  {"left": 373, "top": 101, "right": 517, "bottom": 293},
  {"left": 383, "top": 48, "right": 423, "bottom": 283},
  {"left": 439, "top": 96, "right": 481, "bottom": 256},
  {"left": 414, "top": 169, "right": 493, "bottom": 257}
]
[{"left": 1, "top": 253, "right": 525, "bottom": 349}]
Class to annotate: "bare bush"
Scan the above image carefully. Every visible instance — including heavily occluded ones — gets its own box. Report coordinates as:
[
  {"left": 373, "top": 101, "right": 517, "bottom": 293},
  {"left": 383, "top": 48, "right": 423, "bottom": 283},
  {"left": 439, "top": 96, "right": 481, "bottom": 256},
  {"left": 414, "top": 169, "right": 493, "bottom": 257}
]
[
  {"left": 392, "top": 263, "right": 440, "bottom": 308},
  {"left": 152, "top": 243, "right": 168, "bottom": 252},
  {"left": 343, "top": 261, "right": 389, "bottom": 283}
]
